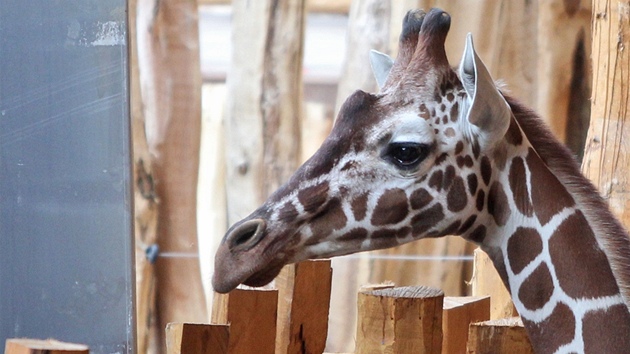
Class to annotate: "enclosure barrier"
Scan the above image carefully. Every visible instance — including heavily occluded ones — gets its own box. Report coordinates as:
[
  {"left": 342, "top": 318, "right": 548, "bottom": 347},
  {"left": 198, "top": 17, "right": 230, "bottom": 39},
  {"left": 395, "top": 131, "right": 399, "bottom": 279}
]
[{"left": 4, "top": 339, "right": 89, "bottom": 354}]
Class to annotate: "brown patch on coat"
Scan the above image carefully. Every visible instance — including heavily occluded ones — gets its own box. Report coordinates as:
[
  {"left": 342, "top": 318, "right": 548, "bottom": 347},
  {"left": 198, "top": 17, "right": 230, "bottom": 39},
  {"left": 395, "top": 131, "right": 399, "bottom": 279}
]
[
  {"left": 522, "top": 302, "right": 575, "bottom": 354},
  {"left": 505, "top": 117, "right": 523, "bottom": 146},
  {"left": 468, "top": 225, "right": 487, "bottom": 243},
  {"left": 467, "top": 173, "right": 478, "bottom": 196},
  {"left": 410, "top": 188, "right": 433, "bottom": 210},
  {"left": 298, "top": 181, "right": 330, "bottom": 213},
  {"left": 447, "top": 176, "right": 468, "bottom": 212},
  {"left": 487, "top": 181, "right": 511, "bottom": 226},
  {"left": 549, "top": 211, "right": 620, "bottom": 298},
  {"left": 443, "top": 165, "right": 456, "bottom": 190},
  {"left": 411, "top": 204, "right": 444, "bottom": 236},
  {"left": 351, "top": 193, "right": 369, "bottom": 221},
  {"left": 338, "top": 227, "right": 368, "bottom": 242},
  {"left": 582, "top": 304, "right": 630, "bottom": 353},
  {"left": 308, "top": 198, "right": 347, "bottom": 243},
  {"left": 480, "top": 156, "right": 492, "bottom": 185},
  {"left": 278, "top": 201, "right": 299, "bottom": 221},
  {"left": 518, "top": 263, "right": 554, "bottom": 310},
  {"left": 429, "top": 170, "right": 444, "bottom": 191},
  {"left": 475, "top": 190, "right": 485, "bottom": 212},
  {"left": 371, "top": 188, "right": 409, "bottom": 226},
  {"left": 507, "top": 227, "right": 543, "bottom": 274}
]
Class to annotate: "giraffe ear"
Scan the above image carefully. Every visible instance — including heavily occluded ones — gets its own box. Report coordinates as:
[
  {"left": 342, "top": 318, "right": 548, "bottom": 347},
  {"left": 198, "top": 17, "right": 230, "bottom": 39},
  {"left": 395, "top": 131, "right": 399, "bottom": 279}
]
[
  {"left": 459, "top": 33, "right": 511, "bottom": 151},
  {"left": 370, "top": 49, "right": 394, "bottom": 90}
]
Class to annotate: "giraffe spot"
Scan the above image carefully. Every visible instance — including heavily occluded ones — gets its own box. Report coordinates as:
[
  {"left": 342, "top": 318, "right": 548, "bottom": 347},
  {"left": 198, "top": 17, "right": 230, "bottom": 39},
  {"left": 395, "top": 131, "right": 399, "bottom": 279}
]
[
  {"left": 446, "top": 92, "right": 455, "bottom": 102},
  {"left": 505, "top": 117, "right": 523, "bottom": 146},
  {"left": 492, "top": 143, "right": 508, "bottom": 171},
  {"left": 419, "top": 104, "right": 430, "bottom": 120},
  {"left": 518, "top": 262, "right": 554, "bottom": 311},
  {"left": 457, "top": 214, "right": 477, "bottom": 235},
  {"left": 472, "top": 140, "right": 481, "bottom": 160},
  {"left": 434, "top": 117, "right": 440, "bottom": 125},
  {"left": 338, "top": 227, "right": 368, "bottom": 242},
  {"left": 434, "top": 153, "right": 449, "bottom": 166},
  {"left": 475, "top": 190, "right": 485, "bottom": 212},
  {"left": 480, "top": 156, "right": 492, "bottom": 185},
  {"left": 410, "top": 188, "right": 433, "bottom": 210},
  {"left": 468, "top": 225, "right": 487, "bottom": 243},
  {"left": 526, "top": 148, "right": 575, "bottom": 225},
  {"left": 582, "top": 304, "right": 630, "bottom": 353},
  {"left": 372, "top": 226, "right": 411, "bottom": 240},
  {"left": 429, "top": 170, "right": 444, "bottom": 190},
  {"left": 509, "top": 157, "right": 534, "bottom": 217},
  {"left": 457, "top": 155, "right": 474, "bottom": 169},
  {"left": 298, "top": 181, "right": 330, "bottom": 214},
  {"left": 487, "top": 181, "right": 511, "bottom": 226},
  {"left": 440, "top": 103, "right": 446, "bottom": 112},
  {"left": 455, "top": 141, "right": 464, "bottom": 155},
  {"left": 440, "top": 220, "right": 461, "bottom": 236},
  {"left": 278, "top": 201, "right": 299, "bottom": 221},
  {"left": 450, "top": 102, "right": 459, "bottom": 122},
  {"left": 442, "top": 115, "right": 449, "bottom": 124},
  {"left": 371, "top": 188, "right": 409, "bottom": 226},
  {"left": 443, "top": 165, "right": 456, "bottom": 190},
  {"left": 549, "top": 211, "right": 620, "bottom": 298},
  {"left": 340, "top": 160, "right": 357, "bottom": 171},
  {"left": 351, "top": 193, "right": 369, "bottom": 221},
  {"left": 507, "top": 227, "right": 543, "bottom": 274},
  {"left": 447, "top": 177, "right": 467, "bottom": 212},
  {"left": 310, "top": 198, "right": 347, "bottom": 239},
  {"left": 411, "top": 204, "right": 444, "bottom": 236},
  {"left": 522, "top": 302, "right": 575, "bottom": 354},
  {"left": 444, "top": 127, "right": 455, "bottom": 137},
  {"left": 467, "top": 173, "right": 478, "bottom": 196}
]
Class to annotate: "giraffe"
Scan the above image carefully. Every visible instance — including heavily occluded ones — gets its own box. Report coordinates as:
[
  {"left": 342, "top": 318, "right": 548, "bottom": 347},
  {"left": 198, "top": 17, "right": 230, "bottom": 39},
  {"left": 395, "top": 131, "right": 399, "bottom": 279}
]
[{"left": 213, "top": 8, "right": 630, "bottom": 353}]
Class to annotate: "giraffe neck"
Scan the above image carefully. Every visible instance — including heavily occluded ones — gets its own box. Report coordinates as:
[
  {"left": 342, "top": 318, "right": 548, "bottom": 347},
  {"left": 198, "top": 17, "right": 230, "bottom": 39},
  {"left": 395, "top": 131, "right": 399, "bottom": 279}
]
[{"left": 479, "top": 97, "right": 630, "bottom": 353}]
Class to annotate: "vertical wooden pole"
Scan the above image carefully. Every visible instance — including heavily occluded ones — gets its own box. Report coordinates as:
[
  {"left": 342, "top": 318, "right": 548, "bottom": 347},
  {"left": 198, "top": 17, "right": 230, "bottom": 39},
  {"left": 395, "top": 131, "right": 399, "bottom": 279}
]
[
  {"left": 442, "top": 296, "right": 490, "bottom": 354},
  {"left": 355, "top": 286, "right": 444, "bottom": 354},
  {"left": 583, "top": 0, "right": 630, "bottom": 229},
  {"left": 129, "top": 0, "right": 159, "bottom": 352},
  {"left": 229, "top": 289, "right": 279, "bottom": 354},
  {"left": 466, "top": 317, "right": 534, "bottom": 354},
  {"left": 136, "top": 0, "right": 207, "bottom": 351},
  {"left": 165, "top": 323, "right": 229, "bottom": 354},
  {"left": 471, "top": 248, "right": 517, "bottom": 320}
]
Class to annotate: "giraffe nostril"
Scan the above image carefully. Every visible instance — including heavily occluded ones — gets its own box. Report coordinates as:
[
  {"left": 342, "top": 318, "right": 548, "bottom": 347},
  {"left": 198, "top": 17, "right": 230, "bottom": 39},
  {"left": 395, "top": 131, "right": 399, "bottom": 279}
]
[{"left": 227, "top": 219, "right": 266, "bottom": 252}]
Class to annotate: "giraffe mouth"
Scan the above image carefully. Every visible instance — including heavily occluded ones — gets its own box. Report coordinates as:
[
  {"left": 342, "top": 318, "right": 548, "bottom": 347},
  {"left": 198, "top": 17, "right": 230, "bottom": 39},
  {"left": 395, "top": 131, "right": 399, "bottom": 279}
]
[{"left": 241, "top": 260, "right": 286, "bottom": 288}]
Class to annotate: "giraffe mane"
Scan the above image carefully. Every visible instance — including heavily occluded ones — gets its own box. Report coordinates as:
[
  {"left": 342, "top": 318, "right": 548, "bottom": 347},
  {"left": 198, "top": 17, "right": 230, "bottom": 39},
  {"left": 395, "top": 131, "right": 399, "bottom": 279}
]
[{"left": 505, "top": 95, "right": 630, "bottom": 309}]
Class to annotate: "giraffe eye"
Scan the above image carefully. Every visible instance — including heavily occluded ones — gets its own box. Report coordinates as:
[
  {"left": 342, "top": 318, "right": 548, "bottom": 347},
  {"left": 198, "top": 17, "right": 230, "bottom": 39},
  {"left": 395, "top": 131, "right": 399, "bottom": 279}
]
[{"left": 383, "top": 142, "right": 430, "bottom": 169}]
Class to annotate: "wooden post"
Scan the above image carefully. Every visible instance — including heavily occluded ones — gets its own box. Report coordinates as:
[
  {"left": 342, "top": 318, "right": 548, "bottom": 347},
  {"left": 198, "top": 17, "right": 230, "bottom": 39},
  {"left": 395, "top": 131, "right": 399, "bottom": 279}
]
[
  {"left": 4, "top": 339, "right": 89, "bottom": 354},
  {"left": 165, "top": 323, "right": 229, "bottom": 354},
  {"left": 280, "top": 260, "right": 333, "bottom": 354},
  {"left": 211, "top": 288, "right": 278, "bottom": 354},
  {"left": 355, "top": 286, "right": 444, "bottom": 354},
  {"left": 136, "top": 0, "right": 207, "bottom": 350},
  {"left": 583, "top": 0, "right": 630, "bottom": 229},
  {"left": 442, "top": 296, "right": 490, "bottom": 354},
  {"left": 471, "top": 248, "right": 518, "bottom": 319},
  {"left": 466, "top": 317, "right": 534, "bottom": 354}
]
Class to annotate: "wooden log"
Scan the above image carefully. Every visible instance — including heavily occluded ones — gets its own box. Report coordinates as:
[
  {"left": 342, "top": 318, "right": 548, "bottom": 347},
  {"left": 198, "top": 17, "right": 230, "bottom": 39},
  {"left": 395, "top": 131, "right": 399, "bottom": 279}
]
[
  {"left": 165, "top": 323, "right": 229, "bottom": 354},
  {"left": 276, "top": 260, "right": 333, "bottom": 354},
  {"left": 136, "top": 0, "right": 208, "bottom": 349},
  {"left": 355, "top": 286, "right": 444, "bottom": 354},
  {"left": 128, "top": 0, "right": 159, "bottom": 352},
  {"left": 197, "top": 0, "right": 353, "bottom": 14},
  {"left": 442, "top": 296, "right": 490, "bottom": 354},
  {"left": 583, "top": 0, "right": 630, "bottom": 229},
  {"left": 211, "top": 288, "right": 278, "bottom": 354},
  {"left": 4, "top": 339, "right": 89, "bottom": 354},
  {"left": 471, "top": 248, "right": 518, "bottom": 319},
  {"left": 466, "top": 317, "right": 534, "bottom": 354}
]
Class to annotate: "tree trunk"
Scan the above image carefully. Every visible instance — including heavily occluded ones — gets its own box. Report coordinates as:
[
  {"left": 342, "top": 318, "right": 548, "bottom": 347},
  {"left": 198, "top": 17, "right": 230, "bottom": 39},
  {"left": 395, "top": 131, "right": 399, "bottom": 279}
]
[
  {"left": 136, "top": 0, "right": 207, "bottom": 352},
  {"left": 582, "top": 0, "right": 630, "bottom": 227}
]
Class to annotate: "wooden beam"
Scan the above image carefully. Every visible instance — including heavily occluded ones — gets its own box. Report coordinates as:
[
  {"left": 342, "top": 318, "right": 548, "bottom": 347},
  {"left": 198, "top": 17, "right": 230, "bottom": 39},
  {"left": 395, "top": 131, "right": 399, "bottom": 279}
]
[
  {"left": 165, "top": 323, "right": 229, "bottom": 354},
  {"left": 4, "top": 339, "right": 89, "bottom": 354},
  {"left": 466, "top": 317, "right": 534, "bottom": 354},
  {"left": 471, "top": 248, "right": 518, "bottom": 319},
  {"left": 211, "top": 288, "right": 278, "bottom": 354},
  {"left": 196, "top": 0, "right": 353, "bottom": 13},
  {"left": 442, "top": 296, "right": 490, "bottom": 354},
  {"left": 355, "top": 286, "right": 444, "bottom": 354}
]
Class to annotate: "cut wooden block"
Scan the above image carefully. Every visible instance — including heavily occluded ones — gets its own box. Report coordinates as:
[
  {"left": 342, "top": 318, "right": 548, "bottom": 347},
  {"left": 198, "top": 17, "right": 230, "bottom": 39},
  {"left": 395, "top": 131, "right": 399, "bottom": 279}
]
[
  {"left": 276, "top": 260, "right": 332, "bottom": 354},
  {"left": 442, "top": 296, "right": 490, "bottom": 354},
  {"left": 471, "top": 248, "right": 518, "bottom": 319},
  {"left": 467, "top": 317, "right": 534, "bottom": 354},
  {"left": 165, "top": 323, "right": 229, "bottom": 354},
  {"left": 4, "top": 339, "right": 89, "bottom": 354},
  {"left": 355, "top": 286, "right": 444, "bottom": 354},
  {"left": 227, "top": 288, "right": 278, "bottom": 354}
]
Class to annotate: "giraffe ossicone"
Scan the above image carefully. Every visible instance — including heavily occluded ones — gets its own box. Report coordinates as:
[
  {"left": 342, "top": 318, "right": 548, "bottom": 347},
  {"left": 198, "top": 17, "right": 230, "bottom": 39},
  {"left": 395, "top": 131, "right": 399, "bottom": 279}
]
[{"left": 213, "top": 8, "right": 630, "bottom": 353}]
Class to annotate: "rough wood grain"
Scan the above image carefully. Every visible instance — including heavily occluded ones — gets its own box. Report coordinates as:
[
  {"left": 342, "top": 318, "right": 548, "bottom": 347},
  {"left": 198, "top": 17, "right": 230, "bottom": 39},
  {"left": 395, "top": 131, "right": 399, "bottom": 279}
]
[
  {"left": 583, "top": 0, "right": 630, "bottom": 229},
  {"left": 442, "top": 296, "right": 490, "bottom": 354},
  {"left": 356, "top": 286, "right": 444, "bottom": 354},
  {"left": 165, "top": 323, "right": 229, "bottom": 354},
  {"left": 136, "top": 0, "right": 207, "bottom": 351},
  {"left": 4, "top": 339, "right": 89, "bottom": 354},
  {"left": 227, "top": 289, "right": 278, "bottom": 354},
  {"left": 466, "top": 317, "right": 534, "bottom": 354}
]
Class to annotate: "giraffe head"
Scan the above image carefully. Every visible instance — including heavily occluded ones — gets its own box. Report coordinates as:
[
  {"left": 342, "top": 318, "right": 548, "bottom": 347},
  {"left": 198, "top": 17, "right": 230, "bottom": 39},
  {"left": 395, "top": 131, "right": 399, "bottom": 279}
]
[{"left": 213, "top": 8, "right": 513, "bottom": 293}]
